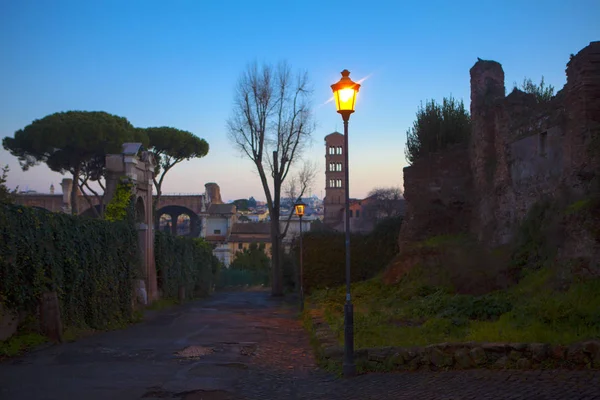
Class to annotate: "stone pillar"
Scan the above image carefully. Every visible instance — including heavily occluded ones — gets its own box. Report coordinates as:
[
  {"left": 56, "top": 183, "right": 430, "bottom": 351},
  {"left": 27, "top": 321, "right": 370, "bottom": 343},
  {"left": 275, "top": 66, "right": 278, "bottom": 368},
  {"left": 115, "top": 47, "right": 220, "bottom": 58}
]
[
  {"left": 469, "top": 59, "right": 505, "bottom": 242},
  {"left": 205, "top": 182, "right": 223, "bottom": 204},
  {"left": 60, "top": 178, "right": 72, "bottom": 214},
  {"left": 124, "top": 155, "right": 139, "bottom": 181},
  {"left": 40, "top": 292, "right": 63, "bottom": 343},
  {"left": 136, "top": 223, "right": 148, "bottom": 280},
  {"left": 565, "top": 41, "right": 600, "bottom": 193},
  {"left": 200, "top": 216, "right": 207, "bottom": 237},
  {"left": 171, "top": 213, "right": 179, "bottom": 236}
]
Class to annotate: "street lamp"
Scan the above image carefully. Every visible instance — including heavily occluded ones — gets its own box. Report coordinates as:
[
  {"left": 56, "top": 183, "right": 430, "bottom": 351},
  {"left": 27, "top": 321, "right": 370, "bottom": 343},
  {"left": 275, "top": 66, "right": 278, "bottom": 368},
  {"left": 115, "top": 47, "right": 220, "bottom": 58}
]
[
  {"left": 294, "top": 200, "right": 306, "bottom": 312},
  {"left": 331, "top": 69, "right": 361, "bottom": 378}
]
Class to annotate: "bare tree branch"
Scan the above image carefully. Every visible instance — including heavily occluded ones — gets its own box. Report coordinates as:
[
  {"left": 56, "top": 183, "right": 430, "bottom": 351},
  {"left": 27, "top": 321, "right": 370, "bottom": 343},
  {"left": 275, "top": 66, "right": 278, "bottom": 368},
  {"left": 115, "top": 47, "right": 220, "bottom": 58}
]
[
  {"left": 366, "top": 186, "right": 405, "bottom": 219},
  {"left": 77, "top": 175, "right": 101, "bottom": 218},
  {"left": 281, "top": 160, "right": 317, "bottom": 239},
  {"left": 226, "top": 61, "right": 315, "bottom": 296}
]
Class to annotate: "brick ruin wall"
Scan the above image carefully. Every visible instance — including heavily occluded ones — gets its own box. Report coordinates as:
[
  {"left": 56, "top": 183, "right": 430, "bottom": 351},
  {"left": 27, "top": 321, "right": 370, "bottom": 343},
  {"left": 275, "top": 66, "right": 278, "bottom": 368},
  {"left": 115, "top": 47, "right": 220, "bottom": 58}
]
[
  {"left": 399, "top": 41, "right": 600, "bottom": 269},
  {"left": 398, "top": 146, "right": 472, "bottom": 248}
]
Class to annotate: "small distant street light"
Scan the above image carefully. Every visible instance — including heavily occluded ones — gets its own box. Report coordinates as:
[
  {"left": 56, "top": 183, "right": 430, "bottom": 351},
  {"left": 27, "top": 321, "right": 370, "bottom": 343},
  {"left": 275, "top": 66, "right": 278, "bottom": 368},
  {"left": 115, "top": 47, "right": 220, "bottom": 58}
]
[
  {"left": 331, "top": 69, "right": 361, "bottom": 378},
  {"left": 294, "top": 200, "right": 306, "bottom": 312}
]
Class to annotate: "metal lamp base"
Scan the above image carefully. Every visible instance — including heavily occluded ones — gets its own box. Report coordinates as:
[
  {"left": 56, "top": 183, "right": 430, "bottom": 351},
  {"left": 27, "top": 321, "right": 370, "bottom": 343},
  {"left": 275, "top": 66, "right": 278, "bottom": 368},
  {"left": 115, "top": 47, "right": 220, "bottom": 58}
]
[{"left": 343, "top": 302, "right": 355, "bottom": 378}]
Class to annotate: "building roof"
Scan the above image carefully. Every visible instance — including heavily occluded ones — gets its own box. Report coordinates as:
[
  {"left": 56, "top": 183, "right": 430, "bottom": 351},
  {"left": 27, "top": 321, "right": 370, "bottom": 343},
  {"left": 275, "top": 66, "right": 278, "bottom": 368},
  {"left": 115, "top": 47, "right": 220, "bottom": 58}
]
[
  {"left": 325, "top": 131, "right": 343, "bottom": 139},
  {"left": 122, "top": 143, "right": 143, "bottom": 155},
  {"left": 208, "top": 203, "right": 236, "bottom": 214},
  {"left": 229, "top": 235, "right": 271, "bottom": 243},
  {"left": 205, "top": 235, "right": 227, "bottom": 242},
  {"left": 231, "top": 222, "right": 271, "bottom": 235}
]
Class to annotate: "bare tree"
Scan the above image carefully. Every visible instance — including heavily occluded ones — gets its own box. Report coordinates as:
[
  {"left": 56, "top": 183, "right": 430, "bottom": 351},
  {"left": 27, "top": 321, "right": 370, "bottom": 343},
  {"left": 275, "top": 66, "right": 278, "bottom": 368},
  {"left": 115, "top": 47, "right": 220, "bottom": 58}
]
[
  {"left": 282, "top": 160, "right": 317, "bottom": 238},
  {"left": 367, "top": 186, "right": 404, "bottom": 219},
  {"left": 227, "top": 61, "right": 315, "bottom": 296}
]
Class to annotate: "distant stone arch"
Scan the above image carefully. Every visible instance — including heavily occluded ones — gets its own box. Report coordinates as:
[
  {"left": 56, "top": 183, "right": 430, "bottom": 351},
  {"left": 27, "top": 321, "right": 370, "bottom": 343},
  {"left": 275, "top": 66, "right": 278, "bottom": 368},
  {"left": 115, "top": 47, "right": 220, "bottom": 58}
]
[{"left": 156, "top": 205, "right": 201, "bottom": 237}]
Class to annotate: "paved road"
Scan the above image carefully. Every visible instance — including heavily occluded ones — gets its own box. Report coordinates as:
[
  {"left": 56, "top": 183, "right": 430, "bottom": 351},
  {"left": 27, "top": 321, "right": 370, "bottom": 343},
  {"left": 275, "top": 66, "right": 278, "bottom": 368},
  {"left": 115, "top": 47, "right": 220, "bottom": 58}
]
[{"left": 0, "top": 290, "right": 599, "bottom": 400}]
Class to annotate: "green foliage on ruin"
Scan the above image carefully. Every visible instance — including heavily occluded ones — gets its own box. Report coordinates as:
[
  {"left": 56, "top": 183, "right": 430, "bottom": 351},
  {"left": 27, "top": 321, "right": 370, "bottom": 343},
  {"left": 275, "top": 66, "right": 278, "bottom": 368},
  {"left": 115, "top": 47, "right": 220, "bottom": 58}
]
[
  {"left": 104, "top": 179, "right": 134, "bottom": 222},
  {"left": 511, "top": 200, "right": 561, "bottom": 273},
  {"left": 0, "top": 332, "right": 47, "bottom": 359},
  {"left": 310, "top": 265, "right": 600, "bottom": 349},
  {"left": 0, "top": 203, "right": 139, "bottom": 331},
  {"left": 154, "top": 231, "right": 219, "bottom": 300},
  {"left": 404, "top": 96, "right": 471, "bottom": 165},
  {"left": 298, "top": 216, "right": 402, "bottom": 293},
  {"left": 513, "top": 76, "right": 555, "bottom": 103}
]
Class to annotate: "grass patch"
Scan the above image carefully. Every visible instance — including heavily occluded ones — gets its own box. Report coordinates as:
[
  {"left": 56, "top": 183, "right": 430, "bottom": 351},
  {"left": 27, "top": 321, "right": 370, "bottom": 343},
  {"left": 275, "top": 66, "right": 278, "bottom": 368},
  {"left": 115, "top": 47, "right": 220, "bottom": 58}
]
[
  {"left": 0, "top": 332, "right": 47, "bottom": 359},
  {"left": 301, "top": 308, "right": 342, "bottom": 375},
  {"left": 309, "top": 267, "right": 600, "bottom": 349},
  {"left": 146, "top": 298, "right": 179, "bottom": 311}
]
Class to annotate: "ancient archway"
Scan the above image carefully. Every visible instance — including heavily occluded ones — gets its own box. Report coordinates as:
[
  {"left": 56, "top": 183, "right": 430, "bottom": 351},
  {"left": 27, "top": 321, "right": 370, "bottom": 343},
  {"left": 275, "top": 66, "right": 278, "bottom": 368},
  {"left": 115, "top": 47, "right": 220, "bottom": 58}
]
[
  {"left": 156, "top": 205, "right": 201, "bottom": 237},
  {"left": 104, "top": 143, "right": 157, "bottom": 304}
]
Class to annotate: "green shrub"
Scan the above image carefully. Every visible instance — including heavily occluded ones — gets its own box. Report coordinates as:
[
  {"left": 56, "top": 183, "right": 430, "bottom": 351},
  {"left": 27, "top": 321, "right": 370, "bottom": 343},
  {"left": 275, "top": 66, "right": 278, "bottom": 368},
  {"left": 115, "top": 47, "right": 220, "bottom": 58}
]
[
  {"left": 229, "top": 242, "right": 270, "bottom": 273},
  {"left": 297, "top": 216, "right": 401, "bottom": 293},
  {"left": 104, "top": 178, "right": 134, "bottom": 221},
  {"left": 511, "top": 199, "right": 561, "bottom": 272},
  {"left": 154, "top": 231, "right": 217, "bottom": 299},
  {"left": 0, "top": 202, "right": 139, "bottom": 330},
  {"left": 215, "top": 268, "right": 269, "bottom": 289}
]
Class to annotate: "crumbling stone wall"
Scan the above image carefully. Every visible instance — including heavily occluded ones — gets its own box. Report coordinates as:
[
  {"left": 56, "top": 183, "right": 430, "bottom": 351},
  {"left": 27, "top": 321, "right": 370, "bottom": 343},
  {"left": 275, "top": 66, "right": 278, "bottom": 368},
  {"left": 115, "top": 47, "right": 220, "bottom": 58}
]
[
  {"left": 399, "top": 146, "right": 472, "bottom": 250},
  {"left": 400, "top": 41, "right": 600, "bottom": 266}
]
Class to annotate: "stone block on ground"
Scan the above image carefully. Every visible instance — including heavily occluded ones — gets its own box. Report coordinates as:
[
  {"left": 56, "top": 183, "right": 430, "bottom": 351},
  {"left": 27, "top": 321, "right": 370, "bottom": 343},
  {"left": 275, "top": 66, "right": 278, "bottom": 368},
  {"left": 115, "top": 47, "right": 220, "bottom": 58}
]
[
  {"left": 454, "top": 348, "right": 474, "bottom": 369},
  {"left": 508, "top": 350, "right": 522, "bottom": 362},
  {"left": 429, "top": 346, "right": 454, "bottom": 367},
  {"left": 469, "top": 347, "right": 487, "bottom": 365},
  {"left": 529, "top": 343, "right": 550, "bottom": 362},
  {"left": 516, "top": 358, "right": 532, "bottom": 370},
  {"left": 0, "top": 304, "right": 19, "bottom": 341},
  {"left": 582, "top": 340, "right": 600, "bottom": 368},
  {"left": 567, "top": 343, "right": 590, "bottom": 365},
  {"left": 322, "top": 345, "right": 343, "bottom": 359},
  {"left": 481, "top": 343, "right": 508, "bottom": 353},
  {"left": 508, "top": 343, "right": 528, "bottom": 351},
  {"left": 551, "top": 345, "right": 567, "bottom": 360},
  {"left": 39, "top": 291, "right": 63, "bottom": 343},
  {"left": 495, "top": 356, "right": 509, "bottom": 369}
]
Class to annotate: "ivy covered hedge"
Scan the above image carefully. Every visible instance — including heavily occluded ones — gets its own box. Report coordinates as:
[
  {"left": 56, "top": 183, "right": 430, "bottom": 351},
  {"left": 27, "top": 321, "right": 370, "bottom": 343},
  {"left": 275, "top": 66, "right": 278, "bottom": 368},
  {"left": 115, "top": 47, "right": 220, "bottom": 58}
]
[
  {"left": 0, "top": 203, "right": 139, "bottom": 330},
  {"left": 295, "top": 216, "right": 402, "bottom": 293},
  {"left": 154, "top": 231, "right": 219, "bottom": 299}
]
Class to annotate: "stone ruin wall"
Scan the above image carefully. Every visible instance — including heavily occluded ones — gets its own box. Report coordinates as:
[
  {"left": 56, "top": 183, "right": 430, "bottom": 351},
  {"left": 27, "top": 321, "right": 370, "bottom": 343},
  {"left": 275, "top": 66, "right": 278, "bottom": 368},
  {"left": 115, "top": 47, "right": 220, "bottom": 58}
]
[
  {"left": 400, "top": 41, "right": 600, "bottom": 267},
  {"left": 398, "top": 146, "right": 472, "bottom": 249}
]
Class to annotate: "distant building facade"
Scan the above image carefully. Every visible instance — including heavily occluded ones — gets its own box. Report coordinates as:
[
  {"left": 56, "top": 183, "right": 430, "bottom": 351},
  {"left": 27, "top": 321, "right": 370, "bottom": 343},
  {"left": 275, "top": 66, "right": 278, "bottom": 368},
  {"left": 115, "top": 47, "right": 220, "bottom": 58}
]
[
  {"left": 323, "top": 132, "right": 345, "bottom": 229},
  {"left": 323, "top": 131, "right": 406, "bottom": 233}
]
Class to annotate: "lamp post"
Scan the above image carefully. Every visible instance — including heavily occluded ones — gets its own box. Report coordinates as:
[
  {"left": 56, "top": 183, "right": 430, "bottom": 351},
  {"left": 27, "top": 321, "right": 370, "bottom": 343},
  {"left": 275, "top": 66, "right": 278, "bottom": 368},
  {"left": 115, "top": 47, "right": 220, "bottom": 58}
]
[
  {"left": 331, "top": 69, "right": 361, "bottom": 378},
  {"left": 294, "top": 201, "right": 306, "bottom": 312}
]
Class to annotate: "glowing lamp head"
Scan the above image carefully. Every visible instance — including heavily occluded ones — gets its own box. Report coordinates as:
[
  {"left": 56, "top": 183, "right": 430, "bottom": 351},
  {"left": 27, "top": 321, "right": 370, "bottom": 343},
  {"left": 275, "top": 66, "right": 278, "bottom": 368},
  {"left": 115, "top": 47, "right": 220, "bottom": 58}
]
[
  {"left": 294, "top": 201, "right": 306, "bottom": 218},
  {"left": 331, "top": 69, "right": 361, "bottom": 116}
]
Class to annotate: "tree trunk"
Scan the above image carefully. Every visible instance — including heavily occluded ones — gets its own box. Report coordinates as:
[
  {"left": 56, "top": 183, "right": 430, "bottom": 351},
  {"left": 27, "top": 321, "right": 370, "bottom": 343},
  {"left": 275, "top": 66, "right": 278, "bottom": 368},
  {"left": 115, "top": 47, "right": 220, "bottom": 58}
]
[
  {"left": 71, "top": 169, "right": 79, "bottom": 215},
  {"left": 270, "top": 213, "right": 284, "bottom": 296}
]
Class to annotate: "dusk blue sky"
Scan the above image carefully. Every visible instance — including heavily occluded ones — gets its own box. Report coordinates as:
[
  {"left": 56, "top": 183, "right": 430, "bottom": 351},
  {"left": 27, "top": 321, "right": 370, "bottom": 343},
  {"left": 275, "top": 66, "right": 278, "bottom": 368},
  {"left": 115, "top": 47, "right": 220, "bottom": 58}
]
[{"left": 1, "top": 0, "right": 598, "bottom": 201}]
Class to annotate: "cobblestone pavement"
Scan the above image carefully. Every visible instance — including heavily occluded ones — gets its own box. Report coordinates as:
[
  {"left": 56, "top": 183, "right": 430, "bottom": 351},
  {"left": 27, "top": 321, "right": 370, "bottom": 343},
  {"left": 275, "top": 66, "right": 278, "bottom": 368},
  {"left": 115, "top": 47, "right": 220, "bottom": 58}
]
[{"left": 1, "top": 290, "right": 599, "bottom": 400}]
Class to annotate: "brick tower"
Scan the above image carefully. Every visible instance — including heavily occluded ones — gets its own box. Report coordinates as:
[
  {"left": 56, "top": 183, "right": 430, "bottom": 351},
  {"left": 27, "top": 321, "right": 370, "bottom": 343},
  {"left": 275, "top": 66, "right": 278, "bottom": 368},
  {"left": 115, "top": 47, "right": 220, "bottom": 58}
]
[{"left": 323, "top": 132, "right": 345, "bottom": 229}]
